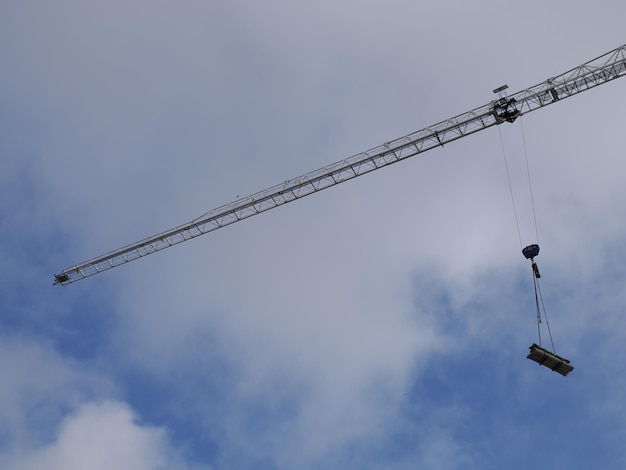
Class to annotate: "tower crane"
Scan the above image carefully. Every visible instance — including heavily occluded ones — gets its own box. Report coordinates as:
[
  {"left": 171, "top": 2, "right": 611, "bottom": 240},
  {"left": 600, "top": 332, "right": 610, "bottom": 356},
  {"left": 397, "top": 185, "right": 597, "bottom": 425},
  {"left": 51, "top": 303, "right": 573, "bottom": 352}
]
[{"left": 54, "top": 45, "right": 626, "bottom": 286}]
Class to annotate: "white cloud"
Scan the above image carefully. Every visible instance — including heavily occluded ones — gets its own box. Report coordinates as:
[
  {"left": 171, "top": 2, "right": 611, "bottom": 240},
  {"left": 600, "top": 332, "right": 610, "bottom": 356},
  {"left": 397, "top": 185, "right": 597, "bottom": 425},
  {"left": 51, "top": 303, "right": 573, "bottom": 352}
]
[
  {"left": 3, "top": 402, "right": 196, "bottom": 470},
  {"left": 0, "top": 335, "right": 112, "bottom": 447},
  {"left": 0, "top": 335, "right": 202, "bottom": 470}
]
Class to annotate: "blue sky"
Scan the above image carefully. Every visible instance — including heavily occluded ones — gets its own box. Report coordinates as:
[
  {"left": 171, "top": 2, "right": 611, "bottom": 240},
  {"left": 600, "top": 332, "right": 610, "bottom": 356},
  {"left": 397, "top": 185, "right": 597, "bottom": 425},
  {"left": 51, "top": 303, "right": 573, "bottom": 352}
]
[{"left": 1, "top": 1, "right": 626, "bottom": 469}]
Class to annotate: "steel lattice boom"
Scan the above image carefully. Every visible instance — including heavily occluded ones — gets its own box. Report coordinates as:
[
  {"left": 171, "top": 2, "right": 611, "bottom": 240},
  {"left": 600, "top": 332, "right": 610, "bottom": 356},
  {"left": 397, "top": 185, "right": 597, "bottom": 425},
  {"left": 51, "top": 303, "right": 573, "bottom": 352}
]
[{"left": 54, "top": 45, "right": 626, "bottom": 286}]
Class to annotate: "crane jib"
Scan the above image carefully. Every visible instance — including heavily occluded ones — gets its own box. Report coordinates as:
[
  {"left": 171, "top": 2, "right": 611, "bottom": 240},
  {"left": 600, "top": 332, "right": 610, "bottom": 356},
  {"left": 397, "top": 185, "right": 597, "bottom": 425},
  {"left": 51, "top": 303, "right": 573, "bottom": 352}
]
[{"left": 53, "top": 45, "right": 626, "bottom": 286}]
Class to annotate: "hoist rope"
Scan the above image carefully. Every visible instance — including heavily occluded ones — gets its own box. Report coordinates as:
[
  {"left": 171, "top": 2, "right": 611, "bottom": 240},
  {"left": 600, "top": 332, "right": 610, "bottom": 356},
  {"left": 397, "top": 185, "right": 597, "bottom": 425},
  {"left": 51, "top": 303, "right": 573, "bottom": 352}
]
[
  {"left": 498, "top": 120, "right": 541, "bottom": 247},
  {"left": 533, "top": 272, "right": 542, "bottom": 346},
  {"left": 533, "top": 273, "right": 556, "bottom": 352},
  {"left": 499, "top": 121, "right": 557, "bottom": 352},
  {"left": 498, "top": 126, "right": 523, "bottom": 249},
  {"left": 520, "top": 117, "right": 540, "bottom": 244}
]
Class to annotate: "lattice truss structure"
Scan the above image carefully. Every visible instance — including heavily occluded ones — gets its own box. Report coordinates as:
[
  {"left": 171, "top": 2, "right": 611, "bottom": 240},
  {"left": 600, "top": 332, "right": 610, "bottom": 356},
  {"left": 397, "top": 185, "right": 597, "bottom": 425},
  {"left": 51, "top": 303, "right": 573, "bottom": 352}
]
[{"left": 54, "top": 45, "right": 626, "bottom": 286}]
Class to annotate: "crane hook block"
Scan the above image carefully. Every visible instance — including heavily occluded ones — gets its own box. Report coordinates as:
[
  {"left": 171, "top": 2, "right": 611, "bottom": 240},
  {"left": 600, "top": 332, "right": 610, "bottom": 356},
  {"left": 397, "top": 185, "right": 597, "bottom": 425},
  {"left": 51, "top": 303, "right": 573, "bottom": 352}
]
[
  {"left": 522, "top": 244, "right": 540, "bottom": 260},
  {"left": 527, "top": 343, "right": 574, "bottom": 377}
]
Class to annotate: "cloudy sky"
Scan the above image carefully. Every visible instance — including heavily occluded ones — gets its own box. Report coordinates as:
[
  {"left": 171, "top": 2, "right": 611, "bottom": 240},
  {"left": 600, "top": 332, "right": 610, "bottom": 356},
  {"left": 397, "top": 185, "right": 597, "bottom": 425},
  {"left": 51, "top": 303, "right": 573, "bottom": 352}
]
[{"left": 1, "top": 1, "right": 625, "bottom": 469}]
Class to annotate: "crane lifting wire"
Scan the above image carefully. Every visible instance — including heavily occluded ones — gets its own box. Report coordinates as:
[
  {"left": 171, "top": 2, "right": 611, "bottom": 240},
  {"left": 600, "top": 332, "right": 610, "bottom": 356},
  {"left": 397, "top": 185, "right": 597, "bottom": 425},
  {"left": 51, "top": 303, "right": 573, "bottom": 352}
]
[
  {"left": 497, "top": 109, "right": 574, "bottom": 376},
  {"left": 53, "top": 44, "right": 626, "bottom": 287}
]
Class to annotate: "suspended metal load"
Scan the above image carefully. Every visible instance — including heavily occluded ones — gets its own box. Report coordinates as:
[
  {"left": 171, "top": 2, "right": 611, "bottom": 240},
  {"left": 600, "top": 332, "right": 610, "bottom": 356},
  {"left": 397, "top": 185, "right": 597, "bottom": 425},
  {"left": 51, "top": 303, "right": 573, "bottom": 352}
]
[{"left": 527, "top": 343, "right": 574, "bottom": 376}]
